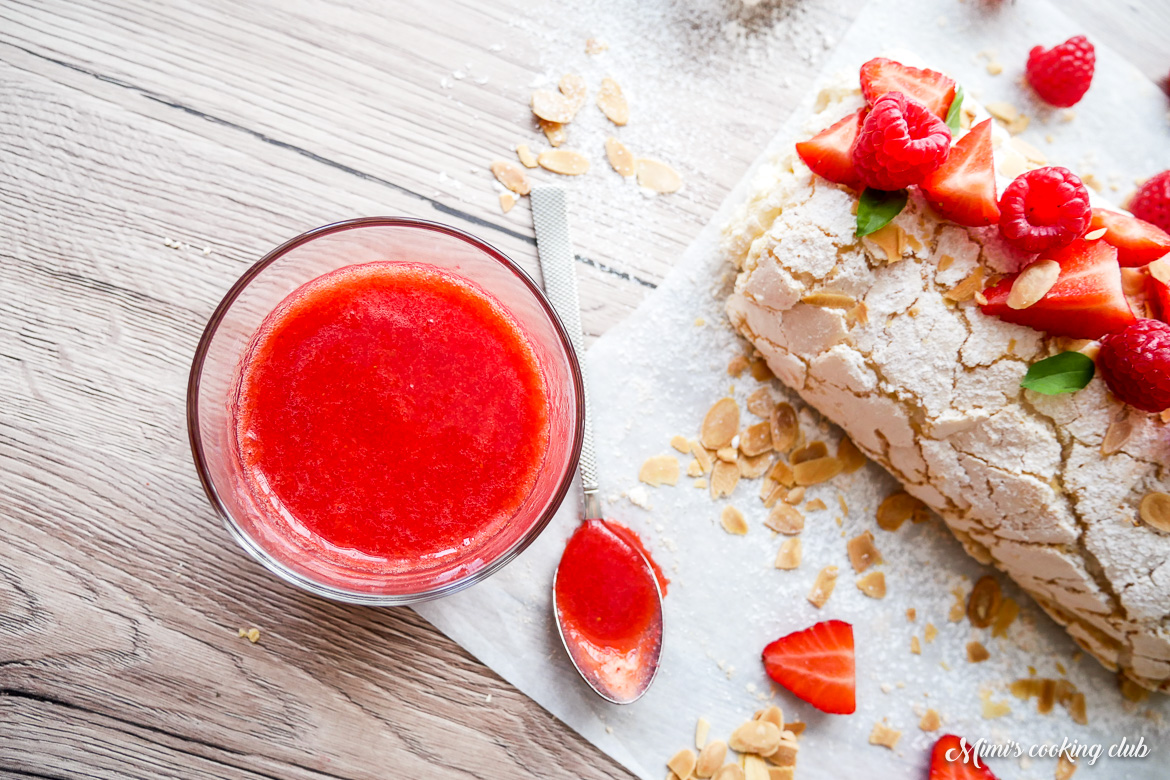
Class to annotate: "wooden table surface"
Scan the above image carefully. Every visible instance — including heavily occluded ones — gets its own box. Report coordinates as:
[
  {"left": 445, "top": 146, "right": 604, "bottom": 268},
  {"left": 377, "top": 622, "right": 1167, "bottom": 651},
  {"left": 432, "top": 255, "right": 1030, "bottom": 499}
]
[{"left": 2, "top": 1, "right": 1168, "bottom": 778}]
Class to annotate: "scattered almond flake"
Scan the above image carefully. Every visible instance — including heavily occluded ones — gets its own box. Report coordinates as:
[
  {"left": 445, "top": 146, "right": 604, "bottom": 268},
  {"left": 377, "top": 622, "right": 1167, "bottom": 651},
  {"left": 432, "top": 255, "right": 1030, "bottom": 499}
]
[
  {"left": 687, "top": 460, "right": 704, "bottom": 478},
  {"left": 991, "top": 597, "right": 1019, "bottom": 638},
  {"left": 738, "top": 452, "right": 771, "bottom": 479},
  {"left": 1084, "top": 227, "right": 1108, "bottom": 242},
  {"left": 766, "top": 735, "right": 798, "bottom": 768},
  {"left": 743, "top": 389, "right": 771, "bottom": 418},
  {"left": 701, "top": 398, "right": 740, "bottom": 449},
  {"left": 239, "top": 627, "right": 260, "bottom": 644},
  {"left": 721, "top": 505, "right": 749, "bottom": 536},
  {"left": 498, "top": 192, "right": 516, "bottom": 213},
  {"left": 876, "top": 491, "right": 930, "bottom": 531},
  {"left": 713, "top": 764, "right": 744, "bottom": 780},
  {"left": 765, "top": 767, "right": 794, "bottom": 780},
  {"left": 757, "top": 705, "right": 784, "bottom": 730},
  {"left": 967, "top": 641, "right": 991, "bottom": 663},
  {"left": 919, "top": 709, "right": 941, "bottom": 731},
  {"left": 1139, "top": 491, "right": 1170, "bottom": 531},
  {"left": 729, "top": 720, "right": 782, "bottom": 755},
  {"left": 938, "top": 254, "right": 955, "bottom": 272},
  {"left": 800, "top": 291, "right": 855, "bottom": 309},
  {"left": 537, "top": 149, "right": 590, "bottom": 175},
  {"left": 857, "top": 571, "right": 886, "bottom": 599},
  {"left": 738, "top": 422, "right": 773, "bottom": 457},
  {"left": 636, "top": 158, "right": 682, "bottom": 194},
  {"left": 716, "top": 447, "right": 738, "bottom": 463},
  {"left": 986, "top": 101, "right": 1019, "bottom": 122},
  {"left": 727, "top": 354, "right": 750, "bottom": 377},
  {"left": 742, "top": 755, "right": 769, "bottom": 780},
  {"left": 748, "top": 357, "right": 773, "bottom": 382},
  {"left": 759, "top": 479, "right": 782, "bottom": 506},
  {"left": 694, "top": 478, "right": 708, "bottom": 489},
  {"left": 515, "top": 144, "right": 539, "bottom": 168},
  {"left": 769, "top": 460, "right": 795, "bottom": 489},
  {"left": 1007, "top": 114, "right": 1031, "bottom": 135},
  {"left": 979, "top": 688, "right": 1011, "bottom": 719},
  {"left": 790, "top": 442, "right": 827, "bottom": 465},
  {"left": 1119, "top": 675, "right": 1150, "bottom": 703},
  {"left": 767, "top": 404, "right": 798, "bottom": 453},
  {"left": 944, "top": 266, "right": 985, "bottom": 302},
  {"left": 1007, "top": 259, "right": 1059, "bottom": 310},
  {"left": 779, "top": 485, "right": 801, "bottom": 505},
  {"left": 1082, "top": 172, "right": 1103, "bottom": 191},
  {"left": 803, "top": 497, "right": 826, "bottom": 511},
  {"left": 1056, "top": 751, "right": 1077, "bottom": 780},
  {"left": 711, "top": 461, "right": 740, "bottom": 499},
  {"left": 670, "top": 435, "right": 692, "bottom": 454},
  {"left": 793, "top": 456, "right": 843, "bottom": 486},
  {"left": 847, "top": 530, "right": 882, "bottom": 572},
  {"left": 967, "top": 576, "right": 1003, "bottom": 628},
  {"left": 668, "top": 748, "right": 698, "bottom": 780},
  {"left": 948, "top": 586, "right": 967, "bottom": 622},
  {"left": 696, "top": 740, "right": 727, "bottom": 778},
  {"left": 807, "top": 565, "right": 838, "bottom": 608},
  {"left": 640, "top": 454, "right": 680, "bottom": 487},
  {"left": 531, "top": 89, "right": 576, "bottom": 124},
  {"left": 867, "top": 721, "right": 901, "bottom": 750},
  {"left": 986, "top": 60, "right": 1003, "bottom": 75},
  {"left": 603, "top": 136, "right": 636, "bottom": 178},
  {"left": 925, "top": 623, "right": 939, "bottom": 643},
  {"left": 834, "top": 436, "right": 867, "bottom": 473},
  {"left": 837, "top": 494, "right": 848, "bottom": 517},
  {"left": 910, "top": 636, "right": 921, "bottom": 654},
  {"left": 764, "top": 503, "right": 804, "bottom": 535},
  {"left": 906, "top": 608, "right": 917, "bottom": 622},
  {"left": 597, "top": 77, "right": 629, "bottom": 125},
  {"left": 538, "top": 118, "right": 566, "bottom": 147},
  {"left": 558, "top": 73, "right": 587, "bottom": 115},
  {"left": 695, "top": 717, "right": 711, "bottom": 750},
  {"left": 691, "top": 441, "right": 714, "bottom": 475},
  {"left": 864, "top": 222, "right": 906, "bottom": 263}
]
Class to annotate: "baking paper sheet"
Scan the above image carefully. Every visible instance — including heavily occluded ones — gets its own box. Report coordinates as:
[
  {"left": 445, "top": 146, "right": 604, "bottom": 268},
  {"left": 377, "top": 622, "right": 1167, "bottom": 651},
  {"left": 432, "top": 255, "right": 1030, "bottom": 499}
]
[{"left": 417, "top": 0, "right": 1170, "bottom": 776}]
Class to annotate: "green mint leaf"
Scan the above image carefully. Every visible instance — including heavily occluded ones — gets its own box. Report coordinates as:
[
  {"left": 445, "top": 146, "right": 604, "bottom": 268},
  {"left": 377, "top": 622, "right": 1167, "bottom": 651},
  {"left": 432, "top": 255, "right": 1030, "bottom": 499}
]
[
  {"left": 946, "top": 85, "right": 964, "bottom": 132},
  {"left": 1020, "top": 352, "right": 1096, "bottom": 395},
  {"left": 856, "top": 188, "right": 908, "bottom": 237}
]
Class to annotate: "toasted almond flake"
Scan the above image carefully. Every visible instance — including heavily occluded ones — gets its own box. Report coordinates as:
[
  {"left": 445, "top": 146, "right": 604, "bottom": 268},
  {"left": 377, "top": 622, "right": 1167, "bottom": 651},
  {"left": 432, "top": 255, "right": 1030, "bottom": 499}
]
[
  {"left": 1140, "top": 492, "right": 1170, "bottom": 531},
  {"left": 980, "top": 689, "right": 1011, "bottom": 719},
  {"left": 1102, "top": 412, "right": 1133, "bottom": 456},
  {"left": 973, "top": 290, "right": 988, "bottom": 305},
  {"left": 691, "top": 441, "right": 714, "bottom": 474},
  {"left": 837, "top": 494, "right": 848, "bottom": 517},
  {"left": 694, "top": 478, "right": 708, "bottom": 489},
  {"left": 516, "top": 144, "right": 539, "bottom": 168},
  {"left": 1056, "top": 751, "right": 1077, "bottom": 780},
  {"left": 836, "top": 436, "right": 866, "bottom": 473},
  {"left": 711, "top": 461, "right": 740, "bottom": 499},
  {"left": 1007, "top": 113, "right": 1032, "bottom": 136},
  {"left": 847, "top": 530, "right": 882, "bottom": 572},
  {"left": 727, "top": 354, "right": 750, "bottom": 377},
  {"left": 742, "top": 755, "right": 769, "bottom": 780},
  {"left": 687, "top": 460, "right": 704, "bottom": 478},
  {"left": 597, "top": 77, "right": 629, "bottom": 125},
  {"left": 857, "top": 571, "right": 886, "bottom": 599},
  {"left": 938, "top": 254, "right": 955, "bottom": 272},
  {"left": 1084, "top": 227, "right": 1108, "bottom": 241},
  {"left": 748, "top": 358, "right": 773, "bottom": 381},
  {"left": 757, "top": 705, "right": 784, "bottom": 731},
  {"left": 499, "top": 192, "right": 516, "bottom": 213},
  {"left": 910, "top": 635, "right": 921, "bottom": 654},
  {"left": 695, "top": 740, "right": 727, "bottom": 778},
  {"left": 986, "top": 101, "right": 1019, "bottom": 122},
  {"left": 790, "top": 441, "right": 827, "bottom": 464},
  {"left": 669, "top": 749, "right": 698, "bottom": 780},
  {"left": 490, "top": 160, "right": 532, "bottom": 195},
  {"left": 537, "top": 149, "right": 590, "bottom": 175},
  {"left": 716, "top": 447, "right": 738, "bottom": 463},
  {"left": 765, "top": 503, "right": 804, "bottom": 535},
  {"left": 729, "top": 720, "right": 782, "bottom": 755},
  {"left": 604, "top": 136, "right": 636, "bottom": 177},
  {"left": 906, "top": 608, "right": 917, "bottom": 622},
  {"left": 636, "top": 158, "right": 682, "bottom": 194},
  {"left": 721, "top": 505, "right": 749, "bottom": 535},
  {"left": 1007, "top": 259, "right": 1060, "bottom": 309},
  {"left": 738, "top": 452, "right": 772, "bottom": 479},
  {"left": 538, "top": 118, "right": 566, "bottom": 147},
  {"left": 640, "top": 454, "right": 680, "bottom": 487},
  {"left": 765, "top": 768, "right": 793, "bottom": 780},
  {"left": 967, "top": 641, "right": 991, "bottom": 664},
  {"left": 793, "top": 456, "right": 843, "bottom": 486},
  {"left": 713, "top": 764, "right": 744, "bottom": 780},
  {"left": 807, "top": 565, "right": 838, "bottom": 608},
  {"left": 768, "top": 460, "right": 795, "bottom": 488},
  {"left": 845, "top": 301, "right": 869, "bottom": 327},
  {"left": 1119, "top": 675, "right": 1149, "bottom": 703},
  {"left": 986, "top": 61, "right": 1003, "bottom": 75},
  {"left": 701, "top": 398, "right": 740, "bottom": 449},
  {"left": 768, "top": 404, "right": 799, "bottom": 453},
  {"left": 919, "top": 709, "right": 941, "bottom": 731},
  {"left": 801, "top": 291, "right": 856, "bottom": 309},
  {"left": 876, "top": 491, "right": 930, "bottom": 531},
  {"left": 868, "top": 721, "right": 901, "bottom": 750},
  {"left": 695, "top": 717, "right": 710, "bottom": 750},
  {"left": 671, "top": 435, "right": 692, "bottom": 453},
  {"left": 865, "top": 222, "right": 906, "bottom": 263},
  {"left": 760, "top": 479, "right": 784, "bottom": 507},
  {"left": 765, "top": 736, "right": 798, "bottom": 767},
  {"left": 968, "top": 576, "right": 1003, "bottom": 628},
  {"left": 739, "top": 422, "right": 773, "bottom": 457},
  {"left": 745, "top": 388, "right": 773, "bottom": 417},
  {"left": 783, "top": 486, "right": 804, "bottom": 505},
  {"left": 531, "top": 89, "right": 576, "bottom": 123},
  {"left": 804, "top": 497, "right": 826, "bottom": 511},
  {"left": 991, "top": 597, "right": 1020, "bottom": 638},
  {"left": 944, "top": 266, "right": 985, "bottom": 302},
  {"left": 558, "top": 73, "right": 587, "bottom": 115},
  {"left": 925, "top": 622, "right": 939, "bottom": 643}
]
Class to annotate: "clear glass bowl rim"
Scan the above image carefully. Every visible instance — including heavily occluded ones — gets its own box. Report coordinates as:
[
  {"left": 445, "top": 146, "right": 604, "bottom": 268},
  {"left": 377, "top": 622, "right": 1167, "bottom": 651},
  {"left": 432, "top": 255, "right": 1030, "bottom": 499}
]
[{"left": 186, "top": 216, "right": 585, "bottom": 606}]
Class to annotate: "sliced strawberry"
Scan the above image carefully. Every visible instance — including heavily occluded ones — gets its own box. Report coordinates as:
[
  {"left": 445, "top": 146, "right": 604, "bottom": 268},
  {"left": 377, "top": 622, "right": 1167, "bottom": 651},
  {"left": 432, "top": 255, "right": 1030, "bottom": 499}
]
[
  {"left": 1089, "top": 208, "right": 1170, "bottom": 267},
  {"left": 920, "top": 119, "right": 999, "bottom": 227},
  {"left": 1147, "top": 273, "right": 1170, "bottom": 322},
  {"left": 761, "top": 620, "right": 855, "bottom": 715},
  {"left": 795, "top": 109, "right": 865, "bottom": 189},
  {"left": 929, "top": 734, "right": 999, "bottom": 780},
  {"left": 860, "top": 57, "right": 957, "bottom": 120},
  {"left": 980, "top": 237, "right": 1137, "bottom": 339}
]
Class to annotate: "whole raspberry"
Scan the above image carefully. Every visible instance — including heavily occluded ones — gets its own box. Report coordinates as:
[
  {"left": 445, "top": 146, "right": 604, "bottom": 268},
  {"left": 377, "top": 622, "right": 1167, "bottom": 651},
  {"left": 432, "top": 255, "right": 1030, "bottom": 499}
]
[
  {"left": 998, "top": 167, "right": 1091, "bottom": 253},
  {"left": 851, "top": 91, "right": 951, "bottom": 191},
  {"left": 1026, "top": 35, "right": 1095, "bottom": 107},
  {"left": 1131, "top": 171, "right": 1170, "bottom": 235},
  {"left": 1098, "top": 320, "right": 1170, "bottom": 412}
]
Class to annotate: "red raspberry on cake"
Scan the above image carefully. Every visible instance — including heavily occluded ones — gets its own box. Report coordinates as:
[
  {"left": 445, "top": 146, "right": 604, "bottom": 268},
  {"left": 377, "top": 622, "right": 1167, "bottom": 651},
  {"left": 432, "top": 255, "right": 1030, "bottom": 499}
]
[
  {"left": 1130, "top": 171, "right": 1170, "bottom": 235},
  {"left": 1098, "top": 320, "right": 1170, "bottom": 412},
  {"left": 1026, "top": 35, "right": 1095, "bottom": 107},
  {"left": 851, "top": 91, "right": 951, "bottom": 191},
  {"left": 998, "top": 167, "right": 1091, "bottom": 253}
]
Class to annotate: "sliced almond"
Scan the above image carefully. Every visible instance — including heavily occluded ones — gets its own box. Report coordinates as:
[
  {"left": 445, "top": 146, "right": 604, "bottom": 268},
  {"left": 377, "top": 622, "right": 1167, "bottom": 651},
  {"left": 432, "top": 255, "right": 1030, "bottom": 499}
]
[
  {"left": 846, "top": 301, "right": 869, "bottom": 326},
  {"left": 727, "top": 354, "right": 750, "bottom": 377},
  {"left": 701, "top": 398, "right": 740, "bottom": 449},
  {"left": 605, "top": 136, "right": 636, "bottom": 177},
  {"left": 721, "top": 505, "right": 749, "bottom": 535},
  {"left": 739, "top": 422, "right": 773, "bottom": 457},
  {"left": 925, "top": 622, "right": 939, "bottom": 642},
  {"left": 687, "top": 460, "right": 704, "bottom": 478},
  {"left": 1140, "top": 491, "right": 1170, "bottom": 532},
  {"left": 695, "top": 717, "right": 711, "bottom": 750},
  {"left": 1149, "top": 257, "right": 1170, "bottom": 285},
  {"left": 738, "top": 452, "right": 772, "bottom": 479},
  {"left": 918, "top": 709, "right": 941, "bottom": 732},
  {"left": 985, "top": 101, "right": 1019, "bottom": 122},
  {"left": 847, "top": 531, "right": 882, "bottom": 572},
  {"left": 757, "top": 705, "right": 784, "bottom": 731},
  {"left": 836, "top": 436, "right": 866, "bottom": 473},
  {"left": 944, "top": 266, "right": 985, "bottom": 302},
  {"left": 865, "top": 222, "right": 906, "bottom": 264},
  {"left": 807, "top": 565, "right": 838, "bottom": 608},
  {"left": 1007, "top": 259, "right": 1060, "bottom": 310},
  {"left": 716, "top": 447, "right": 738, "bottom": 463},
  {"left": 991, "top": 597, "right": 1019, "bottom": 638},
  {"left": 793, "top": 456, "right": 843, "bottom": 486},
  {"left": 558, "top": 73, "right": 587, "bottom": 115},
  {"left": 538, "top": 149, "right": 590, "bottom": 176},
  {"left": 967, "top": 641, "right": 991, "bottom": 663},
  {"left": 640, "top": 454, "right": 680, "bottom": 487},
  {"left": 967, "top": 576, "right": 1003, "bottom": 628},
  {"left": 1084, "top": 227, "right": 1108, "bottom": 241},
  {"left": 768, "top": 459, "right": 795, "bottom": 488},
  {"left": 768, "top": 403, "right": 798, "bottom": 453},
  {"left": 711, "top": 461, "right": 740, "bottom": 499},
  {"left": 746, "top": 388, "right": 774, "bottom": 417},
  {"left": 765, "top": 768, "right": 794, "bottom": 780},
  {"left": 804, "top": 497, "right": 826, "bottom": 511},
  {"left": 691, "top": 441, "right": 714, "bottom": 475},
  {"left": 516, "top": 144, "right": 539, "bottom": 168},
  {"left": 1102, "top": 412, "right": 1133, "bottom": 456},
  {"left": 783, "top": 486, "right": 805, "bottom": 505},
  {"left": 531, "top": 89, "right": 576, "bottom": 124},
  {"left": 490, "top": 160, "right": 532, "bottom": 195},
  {"left": 790, "top": 442, "right": 827, "bottom": 464},
  {"left": 499, "top": 192, "right": 516, "bottom": 213},
  {"left": 597, "top": 77, "right": 629, "bottom": 125},
  {"left": 876, "top": 492, "right": 929, "bottom": 531},
  {"left": 694, "top": 478, "right": 708, "bottom": 489},
  {"left": 749, "top": 357, "right": 773, "bottom": 382},
  {"left": 868, "top": 721, "right": 901, "bottom": 750},
  {"left": 696, "top": 741, "right": 727, "bottom": 778},
  {"left": 857, "top": 571, "right": 886, "bottom": 598},
  {"left": 910, "top": 635, "right": 921, "bottom": 654},
  {"left": 801, "top": 291, "right": 856, "bottom": 309},
  {"left": 671, "top": 435, "right": 692, "bottom": 453},
  {"left": 1056, "top": 752, "right": 1077, "bottom": 780},
  {"left": 743, "top": 755, "right": 769, "bottom": 780},
  {"left": 765, "top": 737, "right": 798, "bottom": 767},
  {"left": 636, "top": 158, "right": 682, "bottom": 194},
  {"left": 668, "top": 749, "right": 697, "bottom": 780},
  {"left": 729, "top": 720, "right": 782, "bottom": 755},
  {"left": 713, "top": 765, "right": 744, "bottom": 780},
  {"left": 538, "top": 118, "right": 566, "bottom": 147},
  {"left": 765, "top": 503, "right": 804, "bottom": 535}
]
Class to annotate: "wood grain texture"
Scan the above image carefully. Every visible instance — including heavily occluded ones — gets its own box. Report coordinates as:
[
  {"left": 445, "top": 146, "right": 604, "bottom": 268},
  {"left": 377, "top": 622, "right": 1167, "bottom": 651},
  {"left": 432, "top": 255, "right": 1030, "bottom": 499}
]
[{"left": 2, "top": 0, "right": 1169, "bottom": 778}]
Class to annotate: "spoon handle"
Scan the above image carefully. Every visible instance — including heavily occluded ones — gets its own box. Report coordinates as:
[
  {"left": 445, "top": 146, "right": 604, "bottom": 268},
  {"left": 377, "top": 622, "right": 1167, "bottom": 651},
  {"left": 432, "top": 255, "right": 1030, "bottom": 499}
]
[{"left": 530, "top": 186, "right": 600, "bottom": 518}]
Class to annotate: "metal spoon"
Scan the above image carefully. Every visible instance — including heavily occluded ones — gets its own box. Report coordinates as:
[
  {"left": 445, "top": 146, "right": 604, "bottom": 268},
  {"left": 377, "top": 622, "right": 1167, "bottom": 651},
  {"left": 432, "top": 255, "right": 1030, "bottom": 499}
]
[{"left": 531, "top": 186, "right": 664, "bottom": 705}]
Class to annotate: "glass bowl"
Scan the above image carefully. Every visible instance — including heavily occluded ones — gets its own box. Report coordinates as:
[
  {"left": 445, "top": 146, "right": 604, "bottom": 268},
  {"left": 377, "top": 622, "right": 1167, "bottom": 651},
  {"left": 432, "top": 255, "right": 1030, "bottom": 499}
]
[{"left": 187, "top": 217, "right": 584, "bottom": 605}]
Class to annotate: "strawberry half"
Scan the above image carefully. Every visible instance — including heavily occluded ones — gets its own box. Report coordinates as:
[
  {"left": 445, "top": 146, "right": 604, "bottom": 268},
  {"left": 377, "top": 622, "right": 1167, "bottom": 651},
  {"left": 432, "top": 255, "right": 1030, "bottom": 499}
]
[
  {"left": 860, "top": 57, "right": 957, "bottom": 120},
  {"left": 929, "top": 735, "right": 999, "bottom": 780},
  {"left": 920, "top": 119, "right": 1000, "bottom": 227},
  {"left": 1089, "top": 208, "right": 1170, "bottom": 267},
  {"left": 761, "top": 619, "right": 855, "bottom": 715},
  {"left": 795, "top": 109, "right": 865, "bottom": 189},
  {"left": 980, "top": 237, "right": 1137, "bottom": 339}
]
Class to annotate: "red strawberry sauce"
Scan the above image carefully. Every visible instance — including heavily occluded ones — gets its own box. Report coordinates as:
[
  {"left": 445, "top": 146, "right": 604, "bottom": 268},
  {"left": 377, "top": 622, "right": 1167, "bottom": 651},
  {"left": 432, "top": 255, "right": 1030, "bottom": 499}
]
[{"left": 233, "top": 261, "right": 551, "bottom": 576}]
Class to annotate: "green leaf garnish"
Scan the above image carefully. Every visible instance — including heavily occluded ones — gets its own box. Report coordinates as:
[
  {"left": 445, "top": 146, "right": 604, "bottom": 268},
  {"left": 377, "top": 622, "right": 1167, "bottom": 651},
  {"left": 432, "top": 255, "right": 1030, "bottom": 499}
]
[
  {"left": 856, "top": 188, "right": 908, "bottom": 237},
  {"left": 946, "top": 85, "right": 964, "bottom": 133},
  {"left": 1020, "top": 352, "right": 1096, "bottom": 395}
]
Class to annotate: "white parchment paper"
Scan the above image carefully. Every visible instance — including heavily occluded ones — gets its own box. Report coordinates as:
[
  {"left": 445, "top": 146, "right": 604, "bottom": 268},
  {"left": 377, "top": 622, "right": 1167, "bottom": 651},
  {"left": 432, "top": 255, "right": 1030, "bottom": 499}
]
[{"left": 418, "top": 0, "right": 1170, "bottom": 777}]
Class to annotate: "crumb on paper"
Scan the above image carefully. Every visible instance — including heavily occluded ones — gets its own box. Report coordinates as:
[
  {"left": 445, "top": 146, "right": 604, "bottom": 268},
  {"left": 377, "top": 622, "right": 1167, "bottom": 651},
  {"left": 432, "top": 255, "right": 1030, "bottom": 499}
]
[
  {"left": 919, "top": 709, "right": 941, "bottom": 732},
  {"left": 868, "top": 720, "right": 901, "bottom": 750}
]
